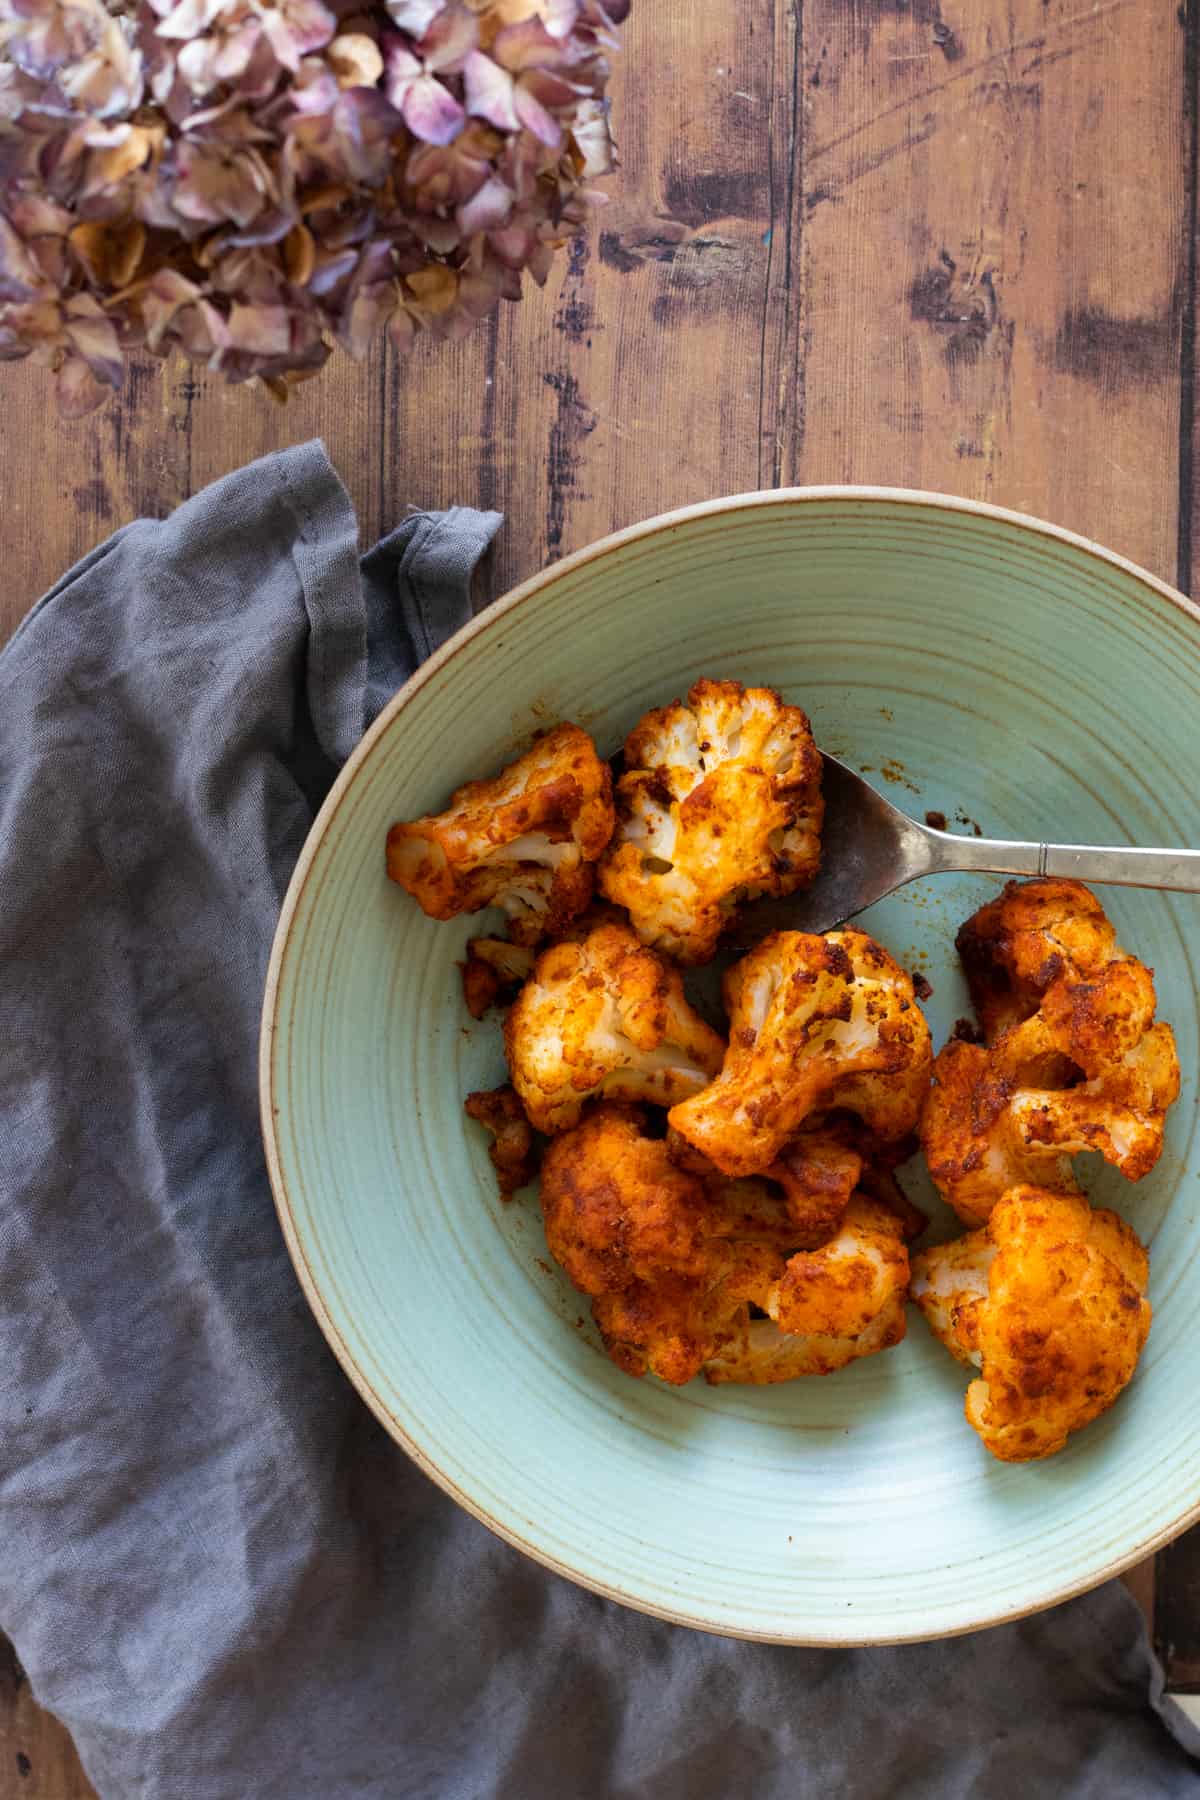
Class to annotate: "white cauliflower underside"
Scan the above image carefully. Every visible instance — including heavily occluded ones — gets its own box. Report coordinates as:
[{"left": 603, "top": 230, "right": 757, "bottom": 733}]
[
  {"left": 599, "top": 678, "right": 824, "bottom": 964},
  {"left": 504, "top": 917, "right": 726, "bottom": 1134}
]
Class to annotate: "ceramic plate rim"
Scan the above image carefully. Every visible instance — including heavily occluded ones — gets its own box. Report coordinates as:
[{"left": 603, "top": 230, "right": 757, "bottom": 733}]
[{"left": 260, "top": 485, "right": 1200, "bottom": 1645}]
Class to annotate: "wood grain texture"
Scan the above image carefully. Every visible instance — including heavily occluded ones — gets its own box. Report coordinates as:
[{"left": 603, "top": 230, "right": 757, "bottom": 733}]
[{"left": 0, "top": 0, "right": 1193, "bottom": 1788}]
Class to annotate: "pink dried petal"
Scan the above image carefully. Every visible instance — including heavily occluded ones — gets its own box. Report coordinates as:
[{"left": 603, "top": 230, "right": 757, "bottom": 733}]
[
  {"left": 382, "top": 40, "right": 420, "bottom": 84},
  {"left": 487, "top": 218, "right": 536, "bottom": 267},
  {"left": 496, "top": 128, "right": 545, "bottom": 200},
  {"left": 0, "top": 214, "right": 46, "bottom": 300},
  {"left": 526, "top": 236, "right": 555, "bottom": 283},
  {"left": 417, "top": 3, "right": 475, "bottom": 72},
  {"left": 455, "top": 259, "right": 501, "bottom": 317},
  {"left": 155, "top": 0, "right": 229, "bottom": 41},
  {"left": 287, "top": 86, "right": 399, "bottom": 185},
  {"left": 399, "top": 71, "right": 463, "bottom": 143},
  {"left": 58, "top": 18, "right": 144, "bottom": 117},
  {"left": 7, "top": 1, "right": 101, "bottom": 83},
  {"left": 456, "top": 172, "right": 511, "bottom": 236},
  {"left": 177, "top": 295, "right": 230, "bottom": 355},
  {"left": 176, "top": 23, "right": 256, "bottom": 91},
  {"left": 492, "top": 18, "right": 565, "bottom": 72},
  {"left": 220, "top": 204, "right": 297, "bottom": 246},
  {"left": 387, "top": 304, "right": 416, "bottom": 352},
  {"left": 258, "top": 0, "right": 336, "bottom": 70},
  {"left": 540, "top": 0, "right": 579, "bottom": 36},
  {"left": 0, "top": 293, "right": 63, "bottom": 354},
  {"left": 570, "top": 94, "right": 613, "bottom": 176},
  {"left": 512, "top": 81, "right": 559, "bottom": 145},
  {"left": 462, "top": 50, "right": 518, "bottom": 131},
  {"left": 409, "top": 213, "right": 458, "bottom": 251},
  {"left": 141, "top": 265, "right": 203, "bottom": 349},
  {"left": 172, "top": 142, "right": 270, "bottom": 227},
  {"left": 63, "top": 292, "right": 122, "bottom": 383},
  {"left": 225, "top": 298, "right": 290, "bottom": 351},
  {"left": 56, "top": 351, "right": 108, "bottom": 415},
  {"left": 383, "top": 0, "right": 440, "bottom": 34},
  {"left": 6, "top": 192, "right": 74, "bottom": 239},
  {"left": 288, "top": 54, "right": 340, "bottom": 111},
  {"left": 405, "top": 136, "right": 490, "bottom": 206},
  {"left": 520, "top": 66, "right": 582, "bottom": 108},
  {"left": 306, "top": 244, "right": 357, "bottom": 292}
]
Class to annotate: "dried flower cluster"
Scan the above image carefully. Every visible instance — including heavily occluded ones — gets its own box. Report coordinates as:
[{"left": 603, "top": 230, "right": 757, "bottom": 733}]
[{"left": 0, "top": 0, "right": 628, "bottom": 413}]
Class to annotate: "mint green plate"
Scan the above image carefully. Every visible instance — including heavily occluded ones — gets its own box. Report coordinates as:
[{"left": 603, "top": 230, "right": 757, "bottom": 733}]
[{"left": 261, "top": 490, "right": 1200, "bottom": 1644}]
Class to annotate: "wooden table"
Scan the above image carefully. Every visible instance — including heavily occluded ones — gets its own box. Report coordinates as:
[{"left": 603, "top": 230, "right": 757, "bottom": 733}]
[{"left": 2, "top": 0, "right": 1197, "bottom": 1790}]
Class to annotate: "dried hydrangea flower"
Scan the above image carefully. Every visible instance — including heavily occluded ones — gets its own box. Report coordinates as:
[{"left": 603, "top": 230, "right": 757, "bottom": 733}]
[{"left": 0, "top": 0, "right": 629, "bottom": 412}]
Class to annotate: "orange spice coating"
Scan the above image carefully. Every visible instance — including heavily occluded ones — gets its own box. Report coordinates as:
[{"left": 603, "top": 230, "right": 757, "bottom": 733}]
[{"left": 388, "top": 722, "right": 615, "bottom": 945}]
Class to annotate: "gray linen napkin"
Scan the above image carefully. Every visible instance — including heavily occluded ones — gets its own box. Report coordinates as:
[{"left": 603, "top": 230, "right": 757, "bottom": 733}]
[{"left": 1, "top": 440, "right": 1197, "bottom": 1800}]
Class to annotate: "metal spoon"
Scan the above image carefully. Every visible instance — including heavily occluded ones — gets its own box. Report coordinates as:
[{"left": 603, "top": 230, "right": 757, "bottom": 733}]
[{"left": 745, "top": 753, "right": 1200, "bottom": 940}]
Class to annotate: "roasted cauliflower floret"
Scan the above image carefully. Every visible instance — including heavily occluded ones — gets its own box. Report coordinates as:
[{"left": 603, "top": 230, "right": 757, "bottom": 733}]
[
  {"left": 464, "top": 1085, "right": 539, "bottom": 1199},
  {"left": 911, "top": 1186, "right": 1151, "bottom": 1462},
  {"left": 669, "top": 928, "right": 933, "bottom": 1177},
  {"left": 387, "top": 723, "right": 615, "bottom": 945},
  {"left": 703, "top": 1196, "right": 911, "bottom": 1384},
  {"left": 539, "top": 1105, "right": 774, "bottom": 1384},
  {"left": 504, "top": 917, "right": 725, "bottom": 1134},
  {"left": 598, "top": 678, "right": 824, "bottom": 964},
  {"left": 540, "top": 1105, "right": 913, "bottom": 1387},
  {"left": 460, "top": 937, "right": 536, "bottom": 1020},
  {"left": 922, "top": 880, "right": 1181, "bottom": 1225},
  {"left": 668, "top": 1119, "right": 923, "bottom": 1249},
  {"left": 956, "top": 877, "right": 1153, "bottom": 1046},
  {"left": 920, "top": 1038, "right": 1077, "bottom": 1225}
]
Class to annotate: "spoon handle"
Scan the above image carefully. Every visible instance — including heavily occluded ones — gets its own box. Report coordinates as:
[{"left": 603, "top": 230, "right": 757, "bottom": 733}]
[{"left": 928, "top": 831, "right": 1200, "bottom": 894}]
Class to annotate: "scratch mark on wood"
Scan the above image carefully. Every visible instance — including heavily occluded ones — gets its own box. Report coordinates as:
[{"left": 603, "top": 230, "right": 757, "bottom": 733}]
[
  {"left": 543, "top": 371, "right": 596, "bottom": 556},
  {"left": 808, "top": 112, "right": 941, "bottom": 210},
  {"left": 810, "top": 0, "right": 1129, "bottom": 166}
]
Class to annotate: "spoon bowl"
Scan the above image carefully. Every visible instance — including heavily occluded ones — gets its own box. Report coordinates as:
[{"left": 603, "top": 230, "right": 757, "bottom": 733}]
[{"left": 758, "top": 754, "right": 1200, "bottom": 939}]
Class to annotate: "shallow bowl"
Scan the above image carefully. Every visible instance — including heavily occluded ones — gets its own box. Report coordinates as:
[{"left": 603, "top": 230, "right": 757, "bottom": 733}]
[{"left": 261, "top": 490, "right": 1200, "bottom": 1643}]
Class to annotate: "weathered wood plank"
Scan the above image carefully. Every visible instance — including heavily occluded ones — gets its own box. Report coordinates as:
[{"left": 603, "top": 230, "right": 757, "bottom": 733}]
[{"left": 796, "top": 0, "right": 1186, "bottom": 582}]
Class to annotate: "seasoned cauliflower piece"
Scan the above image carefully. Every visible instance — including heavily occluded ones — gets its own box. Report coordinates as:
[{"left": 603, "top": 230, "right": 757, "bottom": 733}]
[
  {"left": 504, "top": 917, "right": 725, "bottom": 1134},
  {"left": 668, "top": 1119, "right": 922, "bottom": 1249},
  {"left": 756, "top": 1128, "right": 865, "bottom": 1247},
  {"left": 669, "top": 928, "right": 933, "bottom": 1177},
  {"left": 464, "top": 1085, "right": 539, "bottom": 1199},
  {"left": 956, "top": 876, "right": 1154, "bottom": 1046},
  {"left": 598, "top": 677, "right": 824, "bottom": 963},
  {"left": 920, "top": 1038, "right": 1078, "bottom": 1226},
  {"left": 922, "top": 880, "right": 1181, "bottom": 1225},
  {"left": 539, "top": 1105, "right": 782, "bottom": 1384},
  {"left": 387, "top": 723, "right": 615, "bottom": 945},
  {"left": 540, "top": 1106, "right": 913, "bottom": 1386},
  {"left": 461, "top": 937, "right": 536, "bottom": 1020},
  {"left": 703, "top": 1197, "right": 911, "bottom": 1384},
  {"left": 911, "top": 1186, "right": 1151, "bottom": 1462}
]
